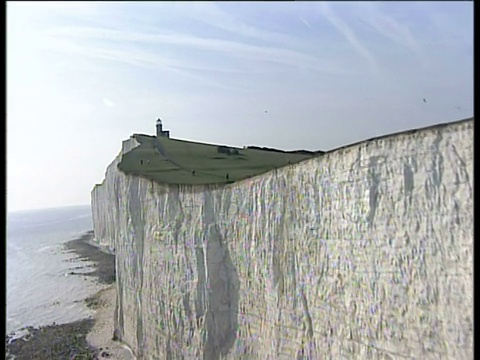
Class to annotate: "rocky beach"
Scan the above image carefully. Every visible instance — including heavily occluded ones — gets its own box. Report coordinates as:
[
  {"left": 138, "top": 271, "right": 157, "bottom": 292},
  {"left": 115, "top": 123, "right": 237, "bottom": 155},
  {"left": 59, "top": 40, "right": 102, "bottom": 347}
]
[{"left": 6, "top": 231, "right": 134, "bottom": 360}]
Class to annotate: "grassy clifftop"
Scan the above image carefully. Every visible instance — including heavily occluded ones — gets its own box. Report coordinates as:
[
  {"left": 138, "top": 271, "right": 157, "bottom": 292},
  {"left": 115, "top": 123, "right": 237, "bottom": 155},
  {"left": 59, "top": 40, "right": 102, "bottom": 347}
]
[{"left": 117, "top": 134, "right": 323, "bottom": 185}]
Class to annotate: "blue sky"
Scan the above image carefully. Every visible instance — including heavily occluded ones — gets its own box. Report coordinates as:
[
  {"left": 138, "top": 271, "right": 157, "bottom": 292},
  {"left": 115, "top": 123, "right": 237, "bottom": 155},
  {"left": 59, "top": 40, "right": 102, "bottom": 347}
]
[{"left": 7, "top": 1, "right": 473, "bottom": 212}]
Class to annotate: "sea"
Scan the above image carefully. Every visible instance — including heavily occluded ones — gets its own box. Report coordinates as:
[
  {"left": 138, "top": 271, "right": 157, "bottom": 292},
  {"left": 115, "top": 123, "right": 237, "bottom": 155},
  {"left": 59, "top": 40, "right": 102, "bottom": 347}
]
[{"left": 6, "top": 205, "right": 107, "bottom": 335}]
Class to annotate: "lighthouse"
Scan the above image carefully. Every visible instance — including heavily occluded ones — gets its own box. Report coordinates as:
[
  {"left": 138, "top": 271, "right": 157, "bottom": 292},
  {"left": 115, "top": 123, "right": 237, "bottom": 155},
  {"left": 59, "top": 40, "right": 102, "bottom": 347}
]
[{"left": 156, "top": 118, "right": 170, "bottom": 138}]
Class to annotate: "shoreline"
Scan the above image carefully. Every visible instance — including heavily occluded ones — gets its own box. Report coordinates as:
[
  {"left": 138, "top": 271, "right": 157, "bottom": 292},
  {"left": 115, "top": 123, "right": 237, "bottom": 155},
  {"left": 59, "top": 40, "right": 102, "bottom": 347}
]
[
  {"left": 85, "top": 285, "right": 136, "bottom": 360},
  {"left": 6, "top": 231, "right": 134, "bottom": 360}
]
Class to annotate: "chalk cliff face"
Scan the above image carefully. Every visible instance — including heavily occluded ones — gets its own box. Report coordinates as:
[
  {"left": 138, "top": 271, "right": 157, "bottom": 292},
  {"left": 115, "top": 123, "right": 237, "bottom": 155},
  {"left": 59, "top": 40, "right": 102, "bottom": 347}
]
[{"left": 92, "top": 120, "right": 473, "bottom": 359}]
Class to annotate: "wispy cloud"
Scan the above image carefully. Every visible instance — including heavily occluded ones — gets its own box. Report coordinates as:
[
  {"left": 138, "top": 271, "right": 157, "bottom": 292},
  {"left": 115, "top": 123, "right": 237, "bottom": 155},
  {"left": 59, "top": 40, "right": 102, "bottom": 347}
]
[
  {"left": 299, "top": 17, "right": 312, "bottom": 30},
  {"left": 319, "top": 2, "right": 378, "bottom": 74},
  {"left": 181, "top": 2, "right": 301, "bottom": 46},
  {"left": 359, "top": 3, "right": 429, "bottom": 68},
  {"left": 41, "top": 35, "right": 242, "bottom": 92},
  {"left": 103, "top": 98, "right": 115, "bottom": 107},
  {"left": 43, "top": 25, "right": 356, "bottom": 77}
]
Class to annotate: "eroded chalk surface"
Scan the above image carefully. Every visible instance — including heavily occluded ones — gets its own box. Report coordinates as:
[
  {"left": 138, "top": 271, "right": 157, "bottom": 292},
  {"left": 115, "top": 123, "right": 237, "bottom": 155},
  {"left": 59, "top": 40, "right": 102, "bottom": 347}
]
[{"left": 92, "top": 120, "right": 473, "bottom": 359}]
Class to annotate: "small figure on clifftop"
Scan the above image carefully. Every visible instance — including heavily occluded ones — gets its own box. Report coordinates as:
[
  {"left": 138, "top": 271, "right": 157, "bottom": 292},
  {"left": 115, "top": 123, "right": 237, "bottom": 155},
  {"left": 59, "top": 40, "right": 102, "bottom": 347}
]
[
  {"left": 226, "top": 173, "right": 229, "bottom": 180},
  {"left": 192, "top": 170, "right": 196, "bottom": 176}
]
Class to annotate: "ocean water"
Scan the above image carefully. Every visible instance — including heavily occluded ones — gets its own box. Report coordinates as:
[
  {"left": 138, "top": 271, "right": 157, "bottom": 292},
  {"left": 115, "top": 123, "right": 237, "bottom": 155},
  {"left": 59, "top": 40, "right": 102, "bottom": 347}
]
[{"left": 6, "top": 205, "right": 107, "bottom": 335}]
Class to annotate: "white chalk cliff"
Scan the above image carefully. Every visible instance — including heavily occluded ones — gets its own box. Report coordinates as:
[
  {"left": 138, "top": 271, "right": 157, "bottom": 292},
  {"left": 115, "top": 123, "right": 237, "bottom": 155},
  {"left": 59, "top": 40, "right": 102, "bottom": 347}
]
[{"left": 92, "top": 119, "right": 473, "bottom": 359}]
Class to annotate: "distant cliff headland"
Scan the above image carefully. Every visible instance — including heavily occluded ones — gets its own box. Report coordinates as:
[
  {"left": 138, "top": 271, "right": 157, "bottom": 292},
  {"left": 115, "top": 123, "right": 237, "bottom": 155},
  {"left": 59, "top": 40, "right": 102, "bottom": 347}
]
[{"left": 117, "top": 130, "right": 324, "bottom": 186}]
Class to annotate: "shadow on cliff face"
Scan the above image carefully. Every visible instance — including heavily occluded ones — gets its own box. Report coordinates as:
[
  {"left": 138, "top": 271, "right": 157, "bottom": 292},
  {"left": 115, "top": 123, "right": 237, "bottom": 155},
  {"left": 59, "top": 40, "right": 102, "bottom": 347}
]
[{"left": 200, "top": 224, "right": 240, "bottom": 360}]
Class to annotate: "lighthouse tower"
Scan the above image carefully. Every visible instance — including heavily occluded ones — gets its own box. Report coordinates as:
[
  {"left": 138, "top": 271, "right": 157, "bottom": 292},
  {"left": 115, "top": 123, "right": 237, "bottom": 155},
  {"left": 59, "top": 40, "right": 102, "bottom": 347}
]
[{"left": 156, "top": 118, "right": 170, "bottom": 138}]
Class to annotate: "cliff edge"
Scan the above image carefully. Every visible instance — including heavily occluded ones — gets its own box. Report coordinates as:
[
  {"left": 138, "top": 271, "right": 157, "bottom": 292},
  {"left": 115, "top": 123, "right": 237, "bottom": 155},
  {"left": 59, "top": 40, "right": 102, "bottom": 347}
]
[{"left": 92, "top": 118, "right": 473, "bottom": 359}]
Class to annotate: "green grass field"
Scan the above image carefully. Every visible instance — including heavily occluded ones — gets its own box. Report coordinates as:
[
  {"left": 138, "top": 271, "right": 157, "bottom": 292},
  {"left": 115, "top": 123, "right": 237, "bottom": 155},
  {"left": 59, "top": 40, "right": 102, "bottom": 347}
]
[{"left": 117, "top": 134, "right": 321, "bottom": 185}]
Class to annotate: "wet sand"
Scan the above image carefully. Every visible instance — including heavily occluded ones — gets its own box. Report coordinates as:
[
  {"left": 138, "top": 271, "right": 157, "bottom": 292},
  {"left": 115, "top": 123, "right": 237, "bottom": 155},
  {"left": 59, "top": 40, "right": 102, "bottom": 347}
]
[
  {"left": 63, "top": 230, "right": 116, "bottom": 285},
  {"left": 5, "top": 230, "right": 133, "bottom": 360}
]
